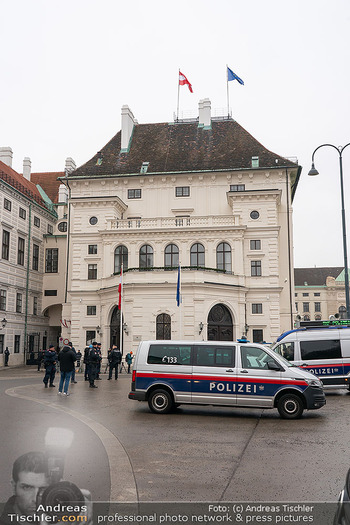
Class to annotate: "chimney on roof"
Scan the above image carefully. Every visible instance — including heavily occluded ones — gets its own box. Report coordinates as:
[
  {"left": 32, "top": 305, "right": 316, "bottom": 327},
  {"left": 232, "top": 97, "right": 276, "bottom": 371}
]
[
  {"left": 65, "top": 157, "right": 76, "bottom": 174},
  {"left": 0, "top": 147, "right": 13, "bottom": 167},
  {"left": 198, "top": 98, "right": 211, "bottom": 128},
  {"left": 121, "top": 105, "right": 136, "bottom": 152},
  {"left": 58, "top": 184, "right": 69, "bottom": 204},
  {"left": 23, "top": 157, "right": 31, "bottom": 180}
]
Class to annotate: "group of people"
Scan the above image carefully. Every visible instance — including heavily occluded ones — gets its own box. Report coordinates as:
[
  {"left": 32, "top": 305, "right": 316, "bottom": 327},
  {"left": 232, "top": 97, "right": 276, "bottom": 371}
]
[
  {"left": 39, "top": 342, "right": 79, "bottom": 396},
  {"left": 37, "top": 341, "right": 134, "bottom": 394}
]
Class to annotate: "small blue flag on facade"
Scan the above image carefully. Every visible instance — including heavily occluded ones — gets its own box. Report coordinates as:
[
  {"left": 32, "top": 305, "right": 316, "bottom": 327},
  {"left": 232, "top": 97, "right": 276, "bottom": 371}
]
[
  {"left": 176, "top": 265, "right": 181, "bottom": 306},
  {"left": 227, "top": 66, "right": 244, "bottom": 85}
]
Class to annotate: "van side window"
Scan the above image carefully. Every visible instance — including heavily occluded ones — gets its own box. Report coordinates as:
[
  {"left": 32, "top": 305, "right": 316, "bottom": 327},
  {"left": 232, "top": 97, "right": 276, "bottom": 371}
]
[
  {"left": 241, "top": 346, "right": 277, "bottom": 369},
  {"left": 147, "top": 344, "right": 192, "bottom": 365},
  {"left": 274, "top": 342, "right": 295, "bottom": 361},
  {"left": 194, "top": 345, "right": 234, "bottom": 367},
  {"left": 300, "top": 340, "right": 341, "bottom": 360}
]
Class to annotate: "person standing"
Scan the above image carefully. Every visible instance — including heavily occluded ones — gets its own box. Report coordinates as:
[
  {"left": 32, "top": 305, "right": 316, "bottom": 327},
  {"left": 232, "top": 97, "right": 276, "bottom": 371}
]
[
  {"left": 108, "top": 345, "right": 122, "bottom": 380},
  {"left": 68, "top": 342, "right": 78, "bottom": 383},
  {"left": 125, "top": 351, "right": 133, "bottom": 374},
  {"left": 4, "top": 347, "right": 10, "bottom": 367},
  {"left": 83, "top": 345, "right": 92, "bottom": 381},
  {"left": 76, "top": 349, "right": 82, "bottom": 372},
  {"left": 88, "top": 343, "right": 101, "bottom": 388},
  {"left": 57, "top": 345, "right": 76, "bottom": 396},
  {"left": 96, "top": 342, "right": 102, "bottom": 380},
  {"left": 43, "top": 345, "right": 57, "bottom": 388},
  {"left": 37, "top": 350, "right": 43, "bottom": 372}
]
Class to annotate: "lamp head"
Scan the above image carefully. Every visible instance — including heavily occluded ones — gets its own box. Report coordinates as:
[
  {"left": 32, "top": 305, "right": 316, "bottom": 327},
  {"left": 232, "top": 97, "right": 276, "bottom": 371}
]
[{"left": 308, "top": 163, "right": 319, "bottom": 176}]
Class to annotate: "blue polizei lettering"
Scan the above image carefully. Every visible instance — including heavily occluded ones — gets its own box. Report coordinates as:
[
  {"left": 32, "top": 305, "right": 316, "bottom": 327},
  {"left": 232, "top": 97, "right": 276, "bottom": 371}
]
[
  {"left": 209, "top": 382, "right": 257, "bottom": 394},
  {"left": 308, "top": 367, "right": 340, "bottom": 376}
]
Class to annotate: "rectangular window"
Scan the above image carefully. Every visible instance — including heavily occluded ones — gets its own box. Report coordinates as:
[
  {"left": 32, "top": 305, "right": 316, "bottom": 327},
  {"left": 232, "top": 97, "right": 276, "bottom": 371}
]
[
  {"left": 4, "top": 198, "right": 12, "bottom": 211},
  {"left": 314, "top": 293, "right": 321, "bottom": 297},
  {"left": 17, "top": 237, "right": 25, "bottom": 266},
  {"left": 2, "top": 230, "right": 10, "bottom": 260},
  {"left": 33, "top": 296, "right": 38, "bottom": 315},
  {"left": 147, "top": 344, "right": 192, "bottom": 365},
  {"left": 47, "top": 224, "right": 53, "bottom": 235},
  {"left": 45, "top": 248, "right": 58, "bottom": 273},
  {"left": 303, "top": 302, "right": 310, "bottom": 313},
  {"left": 251, "top": 260, "right": 262, "bottom": 276},
  {"left": 295, "top": 302, "right": 298, "bottom": 311},
  {"left": 19, "top": 207, "right": 26, "bottom": 219},
  {"left": 44, "top": 290, "right": 57, "bottom": 296},
  {"left": 127, "top": 189, "right": 142, "bottom": 199},
  {"left": 230, "top": 184, "right": 245, "bottom": 192},
  {"left": 86, "top": 331, "right": 96, "bottom": 346},
  {"left": 0, "top": 290, "right": 6, "bottom": 310},
  {"left": 252, "top": 329, "right": 264, "bottom": 344},
  {"left": 34, "top": 216, "right": 40, "bottom": 228},
  {"left": 175, "top": 186, "right": 190, "bottom": 197},
  {"left": 14, "top": 335, "right": 20, "bottom": 353},
  {"left": 252, "top": 303, "right": 263, "bottom": 314},
  {"left": 302, "top": 293, "right": 309, "bottom": 297},
  {"left": 32, "top": 244, "right": 39, "bottom": 271},
  {"left": 88, "top": 264, "right": 97, "bottom": 280},
  {"left": 0, "top": 334, "right": 4, "bottom": 354},
  {"left": 88, "top": 245, "right": 98, "bottom": 255},
  {"left": 250, "top": 240, "right": 261, "bottom": 250},
  {"left": 87, "top": 305, "right": 97, "bottom": 315},
  {"left": 251, "top": 156, "right": 259, "bottom": 168},
  {"left": 300, "top": 339, "right": 341, "bottom": 360},
  {"left": 315, "top": 302, "right": 321, "bottom": 312},
  {"left": 194, "top": 345, "right": 234, "bottom": 367},
  {"left": 16, "top": 293, "right": 22, "bottom": 313}
]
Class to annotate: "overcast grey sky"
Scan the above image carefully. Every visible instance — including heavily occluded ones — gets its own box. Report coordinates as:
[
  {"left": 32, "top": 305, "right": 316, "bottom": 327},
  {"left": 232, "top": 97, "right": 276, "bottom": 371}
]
[{"left": 1, "top": 0, "right": 350, "bottom": 268}]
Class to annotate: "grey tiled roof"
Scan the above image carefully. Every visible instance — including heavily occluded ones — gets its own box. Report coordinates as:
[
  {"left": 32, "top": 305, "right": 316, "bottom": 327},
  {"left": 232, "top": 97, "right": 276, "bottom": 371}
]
[
  {"left": 70, "top": 120, "right": 298, "bottom": 178},
  {"left": 294, "top": 267, "right": 343, "bottom": 286}
]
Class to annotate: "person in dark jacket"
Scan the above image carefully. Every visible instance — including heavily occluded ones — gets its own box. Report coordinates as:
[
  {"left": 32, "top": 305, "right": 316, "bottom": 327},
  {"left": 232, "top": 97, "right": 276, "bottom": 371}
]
[
  {"left": 43, "top": 345, "right": 57, "bottom": 388},
  {"left": 108, "top": 345, "right": 122, "bottom": 380},
  {"left": 88, "top": 343, "right": 101, "bottom": 388},
  {"left": 83, "top": 345, "right": 92, "bottom": 381},
  {"left": 4, "top": 347, "right": 10, "bottom": 366},
  {"left": 68, "top": 341, "right": 78, "bottom": 383},
  {"left": 57, "top": 345, "right": 76, "bottom": 396}
]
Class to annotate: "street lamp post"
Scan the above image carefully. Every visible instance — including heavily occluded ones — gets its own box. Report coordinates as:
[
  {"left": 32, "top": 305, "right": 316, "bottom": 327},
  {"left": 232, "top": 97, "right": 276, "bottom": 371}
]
[{"left": 309, "top": 143, "right": 350, "bottom": 318}]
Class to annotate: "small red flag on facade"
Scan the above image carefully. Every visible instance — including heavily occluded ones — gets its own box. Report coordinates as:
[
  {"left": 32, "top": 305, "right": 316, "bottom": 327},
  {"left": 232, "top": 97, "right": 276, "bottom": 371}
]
[{"left": 179, "top": 71, "right": 193, "bottom": 93}]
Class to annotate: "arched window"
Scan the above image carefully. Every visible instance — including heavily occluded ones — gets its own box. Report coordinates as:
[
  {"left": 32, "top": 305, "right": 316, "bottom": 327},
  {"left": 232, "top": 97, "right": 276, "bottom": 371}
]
[
  {"left": 190, "top": 243, "right": 205, "bottom": 267},
  {"left": 114, "top": 245, "right": 128, "bottom": 273},
  {"left": 164, "top": 243, "right": 179, "bottom": 268},
  {"left": 139, "top": 244, "right": 154, "bottom": 269},
  {"left": 156, "top": 313, "right": 171, "bottom": 340},
  {"left": 216, "top": 242, "right": 231, "bottom": 272}
]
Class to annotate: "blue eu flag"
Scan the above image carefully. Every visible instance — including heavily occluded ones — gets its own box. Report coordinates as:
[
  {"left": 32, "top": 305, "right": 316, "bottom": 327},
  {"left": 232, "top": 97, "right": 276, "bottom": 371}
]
[
  {"left": 176, "top": 265, "right": 181, "bottom": 307},
  {"left": 227, "top": 67, "right": 244, "bottom": 85}
]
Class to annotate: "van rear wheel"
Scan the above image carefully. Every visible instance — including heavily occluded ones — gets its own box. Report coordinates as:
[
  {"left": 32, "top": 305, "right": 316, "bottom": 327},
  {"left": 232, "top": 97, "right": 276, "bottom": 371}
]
[
  {"left": 148, "top": 389, "right": 173, "bottom": 414},
  {"left": 277, "top": 394, "right": 304, "bottom": 419}
]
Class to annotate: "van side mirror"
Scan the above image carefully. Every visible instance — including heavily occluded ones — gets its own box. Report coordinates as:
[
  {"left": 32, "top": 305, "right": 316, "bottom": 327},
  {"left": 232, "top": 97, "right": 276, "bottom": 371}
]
[{"left": 267, "top": 360, "right": 282, "bottom": 371}]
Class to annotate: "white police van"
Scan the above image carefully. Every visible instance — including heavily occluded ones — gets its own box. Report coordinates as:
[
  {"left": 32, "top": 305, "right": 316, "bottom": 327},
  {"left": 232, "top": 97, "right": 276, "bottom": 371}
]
[
  {"left": 272, "top": 320, "right": 350, "bottom": 390},
  {"left": 128, "top": 340, "right": 326, "bottom": 419}
]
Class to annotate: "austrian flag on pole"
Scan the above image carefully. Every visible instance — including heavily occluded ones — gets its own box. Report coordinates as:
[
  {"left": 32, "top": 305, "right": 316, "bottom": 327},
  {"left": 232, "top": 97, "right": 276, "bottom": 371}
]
[
  {"left": 179, "top": 71, "right": 193, "bottom": 93},
  {"left": 118, "top": 267, "right": 122, "bottom": 310}
]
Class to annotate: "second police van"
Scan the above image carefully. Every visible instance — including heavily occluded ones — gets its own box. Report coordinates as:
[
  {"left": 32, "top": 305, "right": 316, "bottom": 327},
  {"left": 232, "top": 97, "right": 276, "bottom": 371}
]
[
  {"left": 128, "top": 340, "right": 326, "bottom": 419},
  {"left": 271, "top": 320, "right": 350, "bottom": 390}
]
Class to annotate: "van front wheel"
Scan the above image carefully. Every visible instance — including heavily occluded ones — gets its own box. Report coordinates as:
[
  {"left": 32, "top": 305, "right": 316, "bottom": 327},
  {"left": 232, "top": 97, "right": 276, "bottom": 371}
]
[
  {"left": 277, "top": 394, "right": 304, "bottom": 419},
  {"left": 148, "top": 389, "right": 173, "bottom": 414}
]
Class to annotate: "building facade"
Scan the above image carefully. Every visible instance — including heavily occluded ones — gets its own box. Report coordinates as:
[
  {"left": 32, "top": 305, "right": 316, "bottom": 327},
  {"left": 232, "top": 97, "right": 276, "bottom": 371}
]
[
  {"left": 294, "top": 267, "right": 348, "bottom": 321},
  {"left": 0, "top": 149, "right": 58, "bottom": 366},
  {"left": 60, "top": 100, "right": 301, "bottom": 353}
]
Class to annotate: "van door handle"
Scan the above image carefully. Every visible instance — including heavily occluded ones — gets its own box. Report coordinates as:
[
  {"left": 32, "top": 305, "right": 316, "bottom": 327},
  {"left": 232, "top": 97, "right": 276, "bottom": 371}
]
[
  {"left": 226, "top": 369, "right": 234, "bottom": 372},
  {"left": 240, "top": 370, "right": 249, "bottom": 373}
]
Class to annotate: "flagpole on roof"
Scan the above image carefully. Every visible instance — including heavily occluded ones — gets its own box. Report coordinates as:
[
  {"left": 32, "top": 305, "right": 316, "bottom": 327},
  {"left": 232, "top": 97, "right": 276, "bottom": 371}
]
[
  {"left": 226, "top": 64, "right": 230, "bottom": 118},
  {"left": 177, "top": 68, "right": 180, "bottom": 121}
]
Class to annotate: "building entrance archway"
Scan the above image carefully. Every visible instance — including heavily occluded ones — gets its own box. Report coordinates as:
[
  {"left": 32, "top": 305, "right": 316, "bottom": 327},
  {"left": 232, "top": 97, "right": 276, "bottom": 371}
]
[{"left": 207, "top": 304, "right": 234, "bottom": 341}]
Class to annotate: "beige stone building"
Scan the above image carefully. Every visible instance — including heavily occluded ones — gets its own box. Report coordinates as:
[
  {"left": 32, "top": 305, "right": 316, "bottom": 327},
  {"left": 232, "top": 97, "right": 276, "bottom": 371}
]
[
  {"left": 294, "top": 267, "right": 348, "bottom": 321},
  {"left": 60, "top": 101, "right": 301, "bottom": 352}
]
